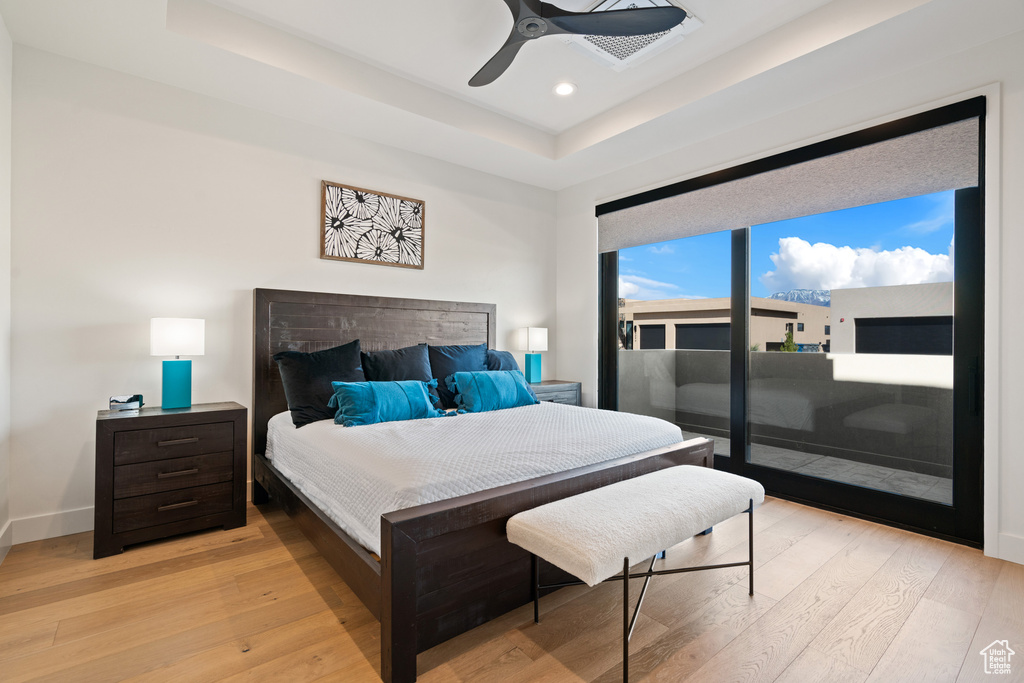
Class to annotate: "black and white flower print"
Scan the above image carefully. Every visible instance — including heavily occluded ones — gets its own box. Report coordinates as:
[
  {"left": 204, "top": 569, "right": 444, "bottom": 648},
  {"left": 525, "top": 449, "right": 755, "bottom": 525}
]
[
  {"left": 399, "top": 200, "right": 422, "bottom": 229},
  {"left": 356, "top": 229, "right": 399, "bottom": 263},
  {"left": 322, "top": 183, "right": 423, "bottom": 266},
  {"left": 373, "top": 194, "right": 423, "bottom": 267},
  {"left": 341, "top": 187, "right": 381, "bottom": 221},
  {"left": 324, "top": 186, "right": 372, "bottom": 258}
]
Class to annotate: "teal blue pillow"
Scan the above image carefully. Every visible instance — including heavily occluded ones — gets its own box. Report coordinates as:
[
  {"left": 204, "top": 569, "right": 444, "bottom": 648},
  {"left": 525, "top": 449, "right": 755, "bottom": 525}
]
[
  {"left": 445, "top": 371, "right": 540, "bottom": 413},
  {"left": 328, "top": 379, "right": 447, "bottom": 427}
]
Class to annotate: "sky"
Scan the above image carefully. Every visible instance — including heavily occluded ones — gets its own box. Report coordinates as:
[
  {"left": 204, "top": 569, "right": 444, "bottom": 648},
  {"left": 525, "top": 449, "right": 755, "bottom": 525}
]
[{"left": 618, "top": 190, "right": 956, "bottom": 300}]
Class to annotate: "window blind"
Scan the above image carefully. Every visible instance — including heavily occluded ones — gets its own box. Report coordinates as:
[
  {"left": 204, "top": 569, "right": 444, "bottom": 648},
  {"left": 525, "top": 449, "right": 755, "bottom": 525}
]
[{"left": 597, "top": 114, "right": 980, "bottom": 254}]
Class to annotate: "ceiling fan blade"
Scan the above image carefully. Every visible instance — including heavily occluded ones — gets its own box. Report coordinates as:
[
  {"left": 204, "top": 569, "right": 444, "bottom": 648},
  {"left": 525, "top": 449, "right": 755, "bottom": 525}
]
[
  {"left": 503, "top": 0, "right": 541, "bottom": 17},
  {"left": 469, "top": 31, "right": 530, "bottom": 87},
  {"left": 546, "top": 6, "right": 687, "bottom": 37}
]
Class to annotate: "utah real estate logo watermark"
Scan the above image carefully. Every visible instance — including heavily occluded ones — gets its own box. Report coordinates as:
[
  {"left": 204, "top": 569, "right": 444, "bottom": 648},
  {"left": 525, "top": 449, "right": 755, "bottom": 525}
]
[{"left": 980, "top": 640, "right": 1015, "bottom": 675}]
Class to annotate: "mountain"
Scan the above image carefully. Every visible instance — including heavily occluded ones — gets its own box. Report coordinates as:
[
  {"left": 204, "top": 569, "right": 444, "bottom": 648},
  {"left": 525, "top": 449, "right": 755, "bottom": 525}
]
[{"left": 766, "top": 289, "right": 831, "bottom": 307}]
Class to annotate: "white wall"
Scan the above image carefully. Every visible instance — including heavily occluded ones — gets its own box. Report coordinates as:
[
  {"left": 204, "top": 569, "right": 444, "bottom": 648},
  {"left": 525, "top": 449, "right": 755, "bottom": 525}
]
[
  {"left": 8, "top": 47, "right": 557, "bottom": 543},
  {"left": 0, "top": 13, "right": 12, "bottom": 564},
  {"left": 556, "top": 30, "right": 1023, "bottom": 562}
]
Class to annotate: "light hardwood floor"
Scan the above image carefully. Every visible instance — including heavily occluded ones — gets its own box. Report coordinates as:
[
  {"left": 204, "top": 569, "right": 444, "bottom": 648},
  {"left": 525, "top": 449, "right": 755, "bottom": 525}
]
[{"left": 0, "top": 499, "right": 1021, "bottom": 682}]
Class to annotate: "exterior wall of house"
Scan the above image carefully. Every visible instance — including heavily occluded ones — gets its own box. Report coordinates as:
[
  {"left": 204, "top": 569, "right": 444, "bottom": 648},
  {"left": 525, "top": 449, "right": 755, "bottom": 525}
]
[
  {"left": 620, "top": 296, "right": 830, "bottom": 350},
  {"left": 830, "top": 282, "right": 953, "bottom": 353}
]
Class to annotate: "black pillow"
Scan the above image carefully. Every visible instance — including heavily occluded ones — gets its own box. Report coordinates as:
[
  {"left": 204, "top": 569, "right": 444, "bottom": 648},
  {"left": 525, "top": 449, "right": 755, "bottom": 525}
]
[
  {"left": 361, "top": 344, "right": 432, "bottom": 383},
  {"left": 428, "top": 343, "right": 488, "bottom": 408},
  {"left": 274, "top": 339, "right": 364, "bottom": 427},
  {"left": 486, "top": 349, "right": 521, "bottom": 372}
]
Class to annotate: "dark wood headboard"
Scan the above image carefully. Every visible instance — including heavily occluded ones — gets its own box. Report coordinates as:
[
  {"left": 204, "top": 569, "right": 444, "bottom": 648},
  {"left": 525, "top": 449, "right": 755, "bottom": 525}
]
[{"left": 252, "top": 289, "right": 497, "bottom": 456}]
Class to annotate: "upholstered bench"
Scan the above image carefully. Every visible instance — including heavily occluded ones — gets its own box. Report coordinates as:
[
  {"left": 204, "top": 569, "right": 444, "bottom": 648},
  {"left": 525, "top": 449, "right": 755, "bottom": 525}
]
[{"left": 506, "top": 465, "right": 765, "bottom": 682}]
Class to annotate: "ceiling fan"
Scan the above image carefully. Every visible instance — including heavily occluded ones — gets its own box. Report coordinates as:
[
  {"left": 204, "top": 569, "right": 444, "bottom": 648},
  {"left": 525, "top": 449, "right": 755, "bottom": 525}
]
[{"left": 470, "top": 0, "right": 688, "bottom": 87}]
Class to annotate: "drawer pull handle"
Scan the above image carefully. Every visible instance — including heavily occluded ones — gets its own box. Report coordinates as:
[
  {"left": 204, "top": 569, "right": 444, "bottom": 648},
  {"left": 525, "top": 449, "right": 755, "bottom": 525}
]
[
  {"left": 157, "top": 468, "right": 199, "bottom": 479},
  {"left": 157, "top": 437, "right": 200, "bottom": 447},
  {"left": 157, "top": 500, "right": 199, "bottom": 512}
]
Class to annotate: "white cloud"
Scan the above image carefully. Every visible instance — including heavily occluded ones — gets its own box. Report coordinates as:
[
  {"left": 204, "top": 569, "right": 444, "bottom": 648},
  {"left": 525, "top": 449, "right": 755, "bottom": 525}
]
[
  {"left": 619, "top": 274, "right": 680, "bottom": 300},
  {"left": 619, "top": 278, "right": 640, "bottom": 297},
  {"left": 760, "top": 237, "right": 953, "bottom": 293},
  {"left": 648, "top": 245, "right": 675, "bottom": 255},
  {"left": 902, "top": 192, "right": 954, "bottom": 234},
  {"left": 903, "top": 215, "right": 950, "bottom": 234}
]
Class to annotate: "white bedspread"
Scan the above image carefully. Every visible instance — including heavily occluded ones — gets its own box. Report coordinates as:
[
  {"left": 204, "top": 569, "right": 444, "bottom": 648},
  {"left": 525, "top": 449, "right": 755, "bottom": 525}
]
[{"left": 266, "top": 402, "right": 685, "bottom": 555}]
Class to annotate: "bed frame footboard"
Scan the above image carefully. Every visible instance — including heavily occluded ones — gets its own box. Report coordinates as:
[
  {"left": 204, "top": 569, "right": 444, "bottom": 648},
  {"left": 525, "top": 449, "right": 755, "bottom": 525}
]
[{"left": 379, "top": 437, "right": 714, "bottom": 683}]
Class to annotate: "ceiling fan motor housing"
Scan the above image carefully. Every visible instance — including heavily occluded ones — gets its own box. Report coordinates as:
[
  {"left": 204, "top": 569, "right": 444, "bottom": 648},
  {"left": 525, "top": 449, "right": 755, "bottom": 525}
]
[{"left": 517, "top": 16, "right": 549, "bottom": 38}]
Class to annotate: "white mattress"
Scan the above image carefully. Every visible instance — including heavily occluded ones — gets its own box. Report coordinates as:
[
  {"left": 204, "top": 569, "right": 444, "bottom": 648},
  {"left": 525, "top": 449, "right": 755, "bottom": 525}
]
[{"left": 266, "top": 402, "right": 686, "bottom": 555}]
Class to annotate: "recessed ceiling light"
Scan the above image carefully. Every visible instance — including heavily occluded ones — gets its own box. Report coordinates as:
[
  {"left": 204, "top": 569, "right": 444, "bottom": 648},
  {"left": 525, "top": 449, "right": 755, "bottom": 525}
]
[{"left": 553, "top": 82, "right": 578, "bottom": 96}]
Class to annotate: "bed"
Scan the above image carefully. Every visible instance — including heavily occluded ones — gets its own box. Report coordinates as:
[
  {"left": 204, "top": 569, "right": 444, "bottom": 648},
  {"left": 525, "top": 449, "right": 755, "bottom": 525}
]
[{"left": 250, "top": 289, "right": 713, "bottom": 683}]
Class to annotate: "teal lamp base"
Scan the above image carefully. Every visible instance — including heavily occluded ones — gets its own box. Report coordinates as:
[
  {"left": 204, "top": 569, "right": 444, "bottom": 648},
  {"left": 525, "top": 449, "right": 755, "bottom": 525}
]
[
  {"left": 162, "top": 359, "right": 192, "bottom": 409},
  {"left": 524, "top": 353, "right": 542, "bottom": 383}
]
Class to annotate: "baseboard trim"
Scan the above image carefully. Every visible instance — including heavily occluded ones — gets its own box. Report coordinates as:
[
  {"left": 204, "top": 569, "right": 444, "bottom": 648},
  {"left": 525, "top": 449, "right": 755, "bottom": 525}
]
[
  {"left": 0, "top": 518, "right": 12, "bottom": 565},
  {"left": 12, "top": 506, "right": 93, "bottom": 545},
  {"left": 997, "top": 532, "right": 1024, "bottom": 566}
]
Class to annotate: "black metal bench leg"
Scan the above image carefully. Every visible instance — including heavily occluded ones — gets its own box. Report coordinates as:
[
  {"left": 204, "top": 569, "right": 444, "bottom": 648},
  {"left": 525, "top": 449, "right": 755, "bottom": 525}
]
[
  {"left": 748, "top": 498, "right": 754, "bottom": 596},
  {"left": 623, "top": 556, "right": 630, "bottom": 683},
  {"left": 533, "top": 553, "right": 541, "bottom": 624}
]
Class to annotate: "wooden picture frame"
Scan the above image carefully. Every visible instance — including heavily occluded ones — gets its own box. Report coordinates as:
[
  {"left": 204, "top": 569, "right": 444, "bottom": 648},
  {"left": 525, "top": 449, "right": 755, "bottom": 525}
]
[{"left": 320, "top": 180, "right": 425, "bottom": 269}]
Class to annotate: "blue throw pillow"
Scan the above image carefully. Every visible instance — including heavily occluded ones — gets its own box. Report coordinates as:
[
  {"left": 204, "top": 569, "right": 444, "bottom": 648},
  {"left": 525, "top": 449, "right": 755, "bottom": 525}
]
[
  {"left": 328, "top": 379, "right": 447, "bottom": 427},
  {"left": 485, "top": 350, "right": 537, "bottom": 400},
  {"left": 428, "top": 344, "right": 488, "bottom": 409},
  {"left": 274, "top": 339, "right": 364, "bottom": 427},
  {"left": 445, "top": 371, "right": 540, "bottom": 413}
]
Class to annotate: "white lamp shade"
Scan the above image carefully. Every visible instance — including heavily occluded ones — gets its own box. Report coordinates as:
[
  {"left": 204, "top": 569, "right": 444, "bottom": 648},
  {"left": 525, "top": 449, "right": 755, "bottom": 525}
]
[
  {"left": 151, "top": 318, "right": 205, "bottom": 357},
  {"left": 517, "top": 327, "right": 548, "bottom": 353}
]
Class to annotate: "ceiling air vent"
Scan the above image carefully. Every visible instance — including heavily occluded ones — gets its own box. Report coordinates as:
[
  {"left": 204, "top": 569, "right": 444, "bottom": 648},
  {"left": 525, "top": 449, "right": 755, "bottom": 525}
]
[{"left": 563, "top": 0, "right": 702, "bottom": 71}]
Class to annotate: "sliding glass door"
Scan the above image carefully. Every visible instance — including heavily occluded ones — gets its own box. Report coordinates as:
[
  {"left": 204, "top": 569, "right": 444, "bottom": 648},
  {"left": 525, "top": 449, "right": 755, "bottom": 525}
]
[
  {"left": 598, "top": 99, "right": 985, "bottom": 545},
  {"left": 729, "top": 185, "right": 982, "bottom": 542},
  {"left": 616, "top": 230, "right": 732, "bottom": 444},
  {"left": 745, "top": 192, "right": 955, "bottom": 505}
]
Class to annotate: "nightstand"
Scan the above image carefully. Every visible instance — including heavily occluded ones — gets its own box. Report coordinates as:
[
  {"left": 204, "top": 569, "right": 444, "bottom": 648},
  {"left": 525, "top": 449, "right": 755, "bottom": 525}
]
[
  {"left": 530, "top": 380, "right": 582, "bottom": 406},
  {"left": 94, "top": 401, "right": 247, "bottom": 559}
]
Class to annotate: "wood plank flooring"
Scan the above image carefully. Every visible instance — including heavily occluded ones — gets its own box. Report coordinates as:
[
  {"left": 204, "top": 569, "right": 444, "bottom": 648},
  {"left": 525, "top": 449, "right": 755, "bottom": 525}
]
[{"left": 0, "top": 499, "right": 1021, "bottom": 682}]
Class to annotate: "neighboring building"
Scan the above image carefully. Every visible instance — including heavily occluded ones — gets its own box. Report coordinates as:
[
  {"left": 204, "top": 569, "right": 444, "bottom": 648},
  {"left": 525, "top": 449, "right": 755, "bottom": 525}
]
[
  {"left": 829, "top": 282, "right": 953, "bottom": 355},
  {"left": 619, "top": 297, "right": 831, "bottom": 352}
]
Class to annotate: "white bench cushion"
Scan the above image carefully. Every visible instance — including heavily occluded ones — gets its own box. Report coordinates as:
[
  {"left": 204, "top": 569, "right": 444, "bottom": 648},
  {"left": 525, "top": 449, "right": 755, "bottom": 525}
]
[{"left": 507, "top": 465, "right": 765, "bottom": 587}]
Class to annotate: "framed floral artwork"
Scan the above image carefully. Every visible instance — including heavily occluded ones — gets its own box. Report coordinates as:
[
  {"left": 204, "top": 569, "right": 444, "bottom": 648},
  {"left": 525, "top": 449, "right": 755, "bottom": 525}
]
[{"left": 320, "top": 180, "right": 425, "bottom": 269}]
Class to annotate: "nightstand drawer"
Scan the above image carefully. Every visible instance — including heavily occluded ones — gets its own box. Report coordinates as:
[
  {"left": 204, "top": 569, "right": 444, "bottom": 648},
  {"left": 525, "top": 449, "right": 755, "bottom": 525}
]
[
  {"left": 113, "top": 422, "right": 233, "bottom": 465},
  {"left": 112, "top": 482, "right": 233, "bottom": 533},
  {"left": 530, "top": 381, "right": 582, "bottom": 406},
  {"left": 538, "top": 390, "right": 579, "bottom": 405},
  {"left": 113, "top": 451, "right": 234, "bottom": 499}
]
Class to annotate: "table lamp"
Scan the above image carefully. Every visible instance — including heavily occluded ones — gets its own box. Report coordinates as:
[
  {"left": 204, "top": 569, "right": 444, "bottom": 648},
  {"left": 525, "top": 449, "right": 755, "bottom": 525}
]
[
  {"left": 151, "top": 318, "right": 205, "bottom": 409},
  {"left": 517, "top": 327, "right": 547, "bottom": 383}
]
